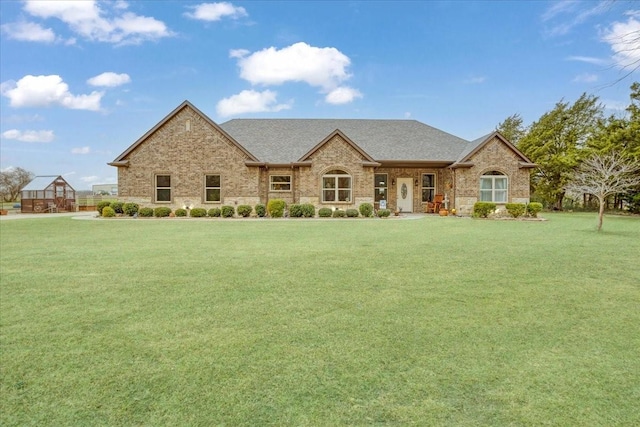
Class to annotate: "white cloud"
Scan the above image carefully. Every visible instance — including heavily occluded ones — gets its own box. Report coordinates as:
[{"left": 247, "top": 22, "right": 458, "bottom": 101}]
[
  {"left": 572, "top": 73, "right": 599, "bottom": 83},
  {"left": 233, "top": 42, "right": 353, "bottom": 90},
  {"left": 216, "top": 89, "right": 291, "bottom": 117},
  {"left": 566, "top": 55, "right": 609, "bottom": 65},
  {"left": 1, "top": 21, "right": 55, "bottom": 42},
  {"left": 602, "top": 99, "right": 627, "bottom": 111},
  {"left": 1, "top": 74, "right": 103, "bottom": 111},
  {"left": 21, "top": 0, "right": 172, "bottom": 45},
  {"left": 185, "top": 2, "right": 248, "bottom": 21},
  {"left": 463, "top": 76, "right": 486, "bottom": 84},
  {"left": 80, "top": 175, "right": 101, "bottom": 183},
  {"left": 541, "top": 1, "right": 610, "bottom": 37},
  {"left": 71, "top": 146, "right": 91, "bottom": 154},
  {"left": 1, "top": 129, "right": 54, "bottom": 143},
  {"left": 87, "top": 72, "right": 131, "bottom": 87},
  {"left": 601, "top": 13, "right": 640, "bottom": 70},
  {"left": 325, "top": 87, "right": 362, "bottom": 105}
]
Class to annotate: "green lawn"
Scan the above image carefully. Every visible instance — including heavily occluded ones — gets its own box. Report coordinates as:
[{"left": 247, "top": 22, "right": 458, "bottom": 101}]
[{"left": 1, "top": 213, "right": 639, "bottom": 426}]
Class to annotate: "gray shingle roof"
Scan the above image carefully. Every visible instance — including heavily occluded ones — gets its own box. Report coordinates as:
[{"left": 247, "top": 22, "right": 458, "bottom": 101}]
[
  {"left": 219, "top": 119, "right": 472, "bottom": 164},
  {"left": 22, "top": 176, "right": 61, "bottom": 191}
]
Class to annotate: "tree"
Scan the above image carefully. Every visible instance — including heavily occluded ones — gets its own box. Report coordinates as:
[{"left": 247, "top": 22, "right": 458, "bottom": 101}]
[
  {"left": 0, "top": 167, "right": 34, "bottom": 202},
  {"left": 567, "top": 152, "right": 640, "bottom": 231},
  {"left": 518, "top": 93, "right": 603, "bottom": 209},
  {"left": 496, "top": 113, "right": 525, "bottom": 145}
]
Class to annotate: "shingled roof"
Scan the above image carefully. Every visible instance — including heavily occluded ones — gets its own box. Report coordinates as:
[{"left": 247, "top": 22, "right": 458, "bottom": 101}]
[{"left": 219, "top": 118, "right": 472, "bottom": 164}]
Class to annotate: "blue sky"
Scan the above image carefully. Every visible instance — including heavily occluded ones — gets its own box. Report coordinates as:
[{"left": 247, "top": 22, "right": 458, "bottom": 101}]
[{"left": 1, "top": 1, "right": 638, "bottom": 190}]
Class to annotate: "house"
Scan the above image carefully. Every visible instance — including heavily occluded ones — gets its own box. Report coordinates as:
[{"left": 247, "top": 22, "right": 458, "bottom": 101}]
[
  {"left": 109, "top": 101, "right": 535, "bottom": 215},
  {"left": 20, "top": 175, "right": 76, "bottom": 213}
]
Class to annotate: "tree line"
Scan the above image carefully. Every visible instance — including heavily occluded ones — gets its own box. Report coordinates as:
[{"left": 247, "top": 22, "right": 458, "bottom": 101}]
[{"left": 497, "top": 82, "right": 640, "bottom": 221}]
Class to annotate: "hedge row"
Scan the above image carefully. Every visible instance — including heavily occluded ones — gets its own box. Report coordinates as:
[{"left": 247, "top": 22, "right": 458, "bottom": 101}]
[
  {"left": 99, "top": 200, "right": 387, "bottom": 219},
  {"left": 473, "top": 202, "right": 543, "bottom": 218}
]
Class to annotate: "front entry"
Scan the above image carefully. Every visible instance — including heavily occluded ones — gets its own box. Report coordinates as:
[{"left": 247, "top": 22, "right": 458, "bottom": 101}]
[{"left": 396, "top": 178, "right": 413, "bottom": 213}]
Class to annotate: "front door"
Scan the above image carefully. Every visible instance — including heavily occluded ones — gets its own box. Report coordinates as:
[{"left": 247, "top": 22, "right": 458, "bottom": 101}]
[{"left": 396, "top": 178, "right": 413, "bottom": 212}]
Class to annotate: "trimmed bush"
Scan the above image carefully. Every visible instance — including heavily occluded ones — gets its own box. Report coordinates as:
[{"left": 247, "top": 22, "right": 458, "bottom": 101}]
[
  {"left": 376, "top": 208, "right": 391, "bottom": 218},
  {"left": 154, "top": 207, "right": 172, "bottom": 218},
  {"left": 346, "top": 208, "right": 359, "bottom": 218},
  {"left": 109, "top": 201, "right": 124, "bottom": 214},
  {"left": 333, "top": 209, "right": 346, "bottom": 218},
  {"left": 267, "top": 199, "right": 286, "bottom": 218},
  {"left": 300, "top": 203, "right": 315, "bottom": 218},
  {"left": 97, "top": 201, "right": 111, "bottom": 216},
  {"left": 289, "top": 204, "right": 303, "bottom": 218},
  {"left": 123, "top": 202, "right": 139, "bottom": 216},
  {"left": 101, "top": 206, "right": 116, "bottom": 217},
  {"left": 237, "top": 205, "right": 252, "bottom": 217},
  {"left": 318, "top": 207, "right": 332, "bottom": 218},
  {"left": 359, "top": 203, "right": 374, "bottom": 218},
  {"left": 175, "top": 208, "right": 187, "bottom": 217},
  {"left": 527, "top": 202, "right": 543, "bottom": 218},
  {"left": 221, "top": 205, "right": 235, "bottom": 218},
  {"left": 473, "top": 202, "right": 496, "bottom": 218},
  {"left": 138, "top": 207, "right": 154, "bottom": 217},
  {"left": 505, "top": 203, "right": 526, "bottom": 218},
  {"left": 208, "top": 207, "right": 221, "bottom": 218},
  {"left": 255, "top": 204, "right": 266, "bottom": 217},
  {"left": 190, "top": 207, "right": 207, "bottom": 217}
]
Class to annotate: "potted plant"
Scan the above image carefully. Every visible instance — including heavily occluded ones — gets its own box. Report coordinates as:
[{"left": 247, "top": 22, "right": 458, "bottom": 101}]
[{"left": 439, "top": 208, "right": 448, "bottom": 216}]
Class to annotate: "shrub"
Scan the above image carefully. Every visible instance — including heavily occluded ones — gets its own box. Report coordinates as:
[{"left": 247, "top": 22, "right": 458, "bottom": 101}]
[
  {"left": 221, "top": 205, "right": 235, "bottom": 218},
  {"left": 138, "top": 207, "right": 154, "bottom": 217},
  {"left": 301, "top": 203, "right": 315, "bottom": 218},
  {"left": 101, "top": 206, "right": 116, "bottom": 217},
  {"left": 359, "top": 203, "right": 374, "bottom": 218},
  {"left": 289, "top": 204, "right": 303, "bottom": 218},
  {"left": 473, "top": 202, "right": 496, "bottom": 218},
  {"left": 377, "top": 208, "right": 391, "bottom": 218},
  {"left": 255, "top": 204, "right": 266, "bottom": 217},
  {"left": 237, "top": 205, "right": 252, "bottom": 217},
  {"left": 527, "top": 202, "right": 543, "bottom": 218},
  {"left": 154, "top": 206, "right": 172, "bottom": 218},
  {"left": 208, "top": 207, "right": 221, "bottom": 218},
  {"left": 333, "top": 209, "right": 346, "bottom": 218},
  {"left": 97, "top": 201, "right": 111, "bottom": 216},
  {"left": 190, "top": 207, "right": 207, "bottom": 217},
  {"left": 123, "top": 202, "right": 139, "bottom": 216},
  {"left": 175, "top": 208, "right": 187, "bottom": 217},
  {"left": 267, "top": 199, "right": 286, "bottom": 218},
  {"left": 346, "top": 208, "right": 359, "bottom": 218},
  {"left": 505, "top": 203, "right": 526, "bottom": 218},
  {"left": 318, "top": 207, "right": 332, "bottom": 218},
  {"left": 109, "top": 201, "right": 124, "bottom": 214}
]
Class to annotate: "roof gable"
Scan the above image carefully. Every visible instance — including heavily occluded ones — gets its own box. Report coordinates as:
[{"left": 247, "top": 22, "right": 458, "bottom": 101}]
[
  {"left": 298, "top": 129, "right": 376, "bottom": 162},
  {"left": 22, "top": 175, "right": 74, "bottom": 191},
  {"left": 455, "top": 131, "right": 534, "bottom": 165},
  {"left": 109, "top": 101, "right": 259, "bottom": 166}
]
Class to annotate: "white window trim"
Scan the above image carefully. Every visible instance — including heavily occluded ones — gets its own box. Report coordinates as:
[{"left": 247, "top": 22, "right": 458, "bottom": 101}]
[
  {"left": 421, "top": 173, "right": 436, "bottom": 203},
  {"left": 155, "top": 174, "right": 172, "bottom": 203},
  {"left": 204, "top": 174, "right": 221, "bottom": 203},
  {"left": 480, "top": 174, "right": 508, "bottom": 203},
  {"left": 269, "top": 175, "right": 292, "bottom": 192},
  {"left": 322, "top": 171, "right": 352, "bottom": 203}
]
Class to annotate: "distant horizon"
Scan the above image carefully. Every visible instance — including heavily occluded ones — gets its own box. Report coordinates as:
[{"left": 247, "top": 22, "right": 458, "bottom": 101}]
[{"left": 1, "top": 1, "right": 638, "bottom": 190}]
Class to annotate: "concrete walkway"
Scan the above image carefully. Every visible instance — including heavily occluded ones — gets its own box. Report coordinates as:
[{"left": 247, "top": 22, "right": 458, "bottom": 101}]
[{"left": 0, "top": 211, "right": 97, "bottom": 221}]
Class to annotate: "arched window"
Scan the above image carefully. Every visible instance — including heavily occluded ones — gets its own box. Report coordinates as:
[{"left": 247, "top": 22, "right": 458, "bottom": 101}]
[
  {"left": 480, "top": 171, "right": 507, "bottom": 203},
  {"left": 322, "top": 169, "right": 351, "bottom": 202}
]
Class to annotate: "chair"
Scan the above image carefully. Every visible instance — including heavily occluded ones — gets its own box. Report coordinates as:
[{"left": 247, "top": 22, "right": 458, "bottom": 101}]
[{"left": 425, "top": 194, "right": 444, "bottom": 213}]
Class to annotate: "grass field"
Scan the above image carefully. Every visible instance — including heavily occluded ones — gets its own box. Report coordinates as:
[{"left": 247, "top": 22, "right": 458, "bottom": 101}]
[{"left": 1, "top": 213, "right": 639, "bottom": 426}]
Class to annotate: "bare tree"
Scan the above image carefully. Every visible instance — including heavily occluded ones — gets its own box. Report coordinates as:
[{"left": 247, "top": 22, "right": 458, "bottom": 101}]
[
  {"left": 567, "top": 152, "right": 640, "bottom": 231},
  {"left": 0, "top": 167, "right": 34, "bottom": 202}
]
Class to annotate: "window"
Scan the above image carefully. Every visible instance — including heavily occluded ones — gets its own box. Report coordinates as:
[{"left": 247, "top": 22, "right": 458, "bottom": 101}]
[
  {"left": 205, "top": 174, "right": 221, "bottom": 202},
  {"left": 421, "top": 173, "right": 436, "bottom": 202},
  {"left": 322, "top": 169, "right": 351, "bottom": 202},
  {"left": 480, "top": 171, "right": 508, "bottom": 203},
  {"left": 270, "top": 175, "right": 291, "bottom": 192},
  {"left": 155, "top": 174, "right": 171, "bottom": 202},
  {"left": 374, "top": 173, "right": 388, "bottom": 205}
]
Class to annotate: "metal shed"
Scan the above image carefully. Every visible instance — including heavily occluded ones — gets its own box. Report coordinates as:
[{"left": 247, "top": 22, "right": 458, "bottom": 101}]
[{"left": 20, "top": 175, "right": 76, "bottom": 213}]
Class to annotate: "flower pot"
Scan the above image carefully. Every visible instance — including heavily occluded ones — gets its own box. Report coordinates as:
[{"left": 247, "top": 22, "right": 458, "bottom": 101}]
[
  {"left": 439, "top": 209, "right": 448, "bottom": 216},
  {"left": 0, "top": 209, "right": 8, "bottom": 215}
]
